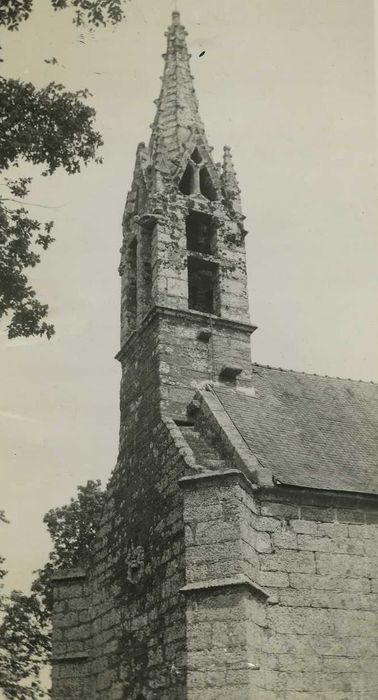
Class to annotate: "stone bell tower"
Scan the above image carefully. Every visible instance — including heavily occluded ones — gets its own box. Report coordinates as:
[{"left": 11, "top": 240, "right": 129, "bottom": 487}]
[{"left": 117, "top": 10, "right": 256, "bottom": 426}]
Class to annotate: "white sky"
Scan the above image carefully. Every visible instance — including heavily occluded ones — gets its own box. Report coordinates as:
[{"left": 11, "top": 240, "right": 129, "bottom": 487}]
[{"left": 0, "top": 0, "right": 377, "bottom": 592}]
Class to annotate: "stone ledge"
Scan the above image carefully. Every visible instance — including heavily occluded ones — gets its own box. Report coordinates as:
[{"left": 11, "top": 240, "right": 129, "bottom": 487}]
[
  {"left": 181, "top": 574, "right": 268, "bottom": 599},
  {"left": 51, "top": 568, "right": 87, "bottom": 583},
  {"left": 259, "top": 485, "right": 378, "bottom": 511},
  {"left": 51, "top": 652, "right": 89, "bottom": 663},
  {"left": 178, "top": 468, "right": 256, "bottom": 494}
]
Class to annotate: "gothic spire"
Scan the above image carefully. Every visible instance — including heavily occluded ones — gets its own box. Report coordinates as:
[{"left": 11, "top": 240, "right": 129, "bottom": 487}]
[{"left": 149, "top": 12, "right": 211, "bottom": 178}]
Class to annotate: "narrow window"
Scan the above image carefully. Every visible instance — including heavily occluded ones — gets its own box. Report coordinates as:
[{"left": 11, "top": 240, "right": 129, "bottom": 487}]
[
  {"left": 138, "top": 229, "right": 152, "bottom": 322},
  {"left": 200, "top": 166, "right": 217, "bottom": 201},
  {"left": 179, "top": 163, "right": 193, "bottom": 195},
  {"left": 188, "top": 258, "right": 219, "bottom": 315},
  {"left": 126, "top": 239, "right": 137, "bottom": 330},
  {"left": 186, "top": 211, "right": 216, "bottom": 255}
]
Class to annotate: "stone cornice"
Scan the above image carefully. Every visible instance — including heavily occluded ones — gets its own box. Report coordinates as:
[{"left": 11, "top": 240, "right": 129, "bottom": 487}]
[
  {"left": 180, "top": 574, "right": 268, "bottom": 599},
  {"left": 259, "top": 483, "right": 378, "bottom": 511},
  {"left": 116, "top": 305, "right": 257, "bottom": 361},
  {"left": 51, "top": 568, "right": 87, "bottom": 582}
]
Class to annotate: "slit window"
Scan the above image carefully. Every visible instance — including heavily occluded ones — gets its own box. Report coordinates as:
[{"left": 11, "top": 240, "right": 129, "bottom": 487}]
[
  {"left": 138, "top": 229, "right": 152, "bottom": 322},
  {"left": 186, "top": 211, "right": 216, "bottom": 255},
  {"left": 188, "top": 257, "right": 219, "bottom": 315},
  {"left": 126, "top": 239, "right": 137, "bottom": 330}
]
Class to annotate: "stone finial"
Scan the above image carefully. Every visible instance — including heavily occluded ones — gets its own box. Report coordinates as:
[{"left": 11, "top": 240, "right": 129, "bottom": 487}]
[
  {"left": 221, "top": 145, "right": 242, "bottom": 215},
  {"left": 171, "top": 11, "right": 181, "bottom": 26}
]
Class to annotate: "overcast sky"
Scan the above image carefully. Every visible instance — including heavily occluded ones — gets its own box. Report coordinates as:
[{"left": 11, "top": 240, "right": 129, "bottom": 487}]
[{"left": 1, "top": 0, "right": 377, "bottom": 593}]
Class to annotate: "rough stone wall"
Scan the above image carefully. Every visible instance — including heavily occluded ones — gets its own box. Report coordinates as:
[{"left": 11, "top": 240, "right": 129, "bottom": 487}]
[
  {"left": 52, "top": 400, "right": 378, "bottom": 700},
  {"left": 85, "top": 311, "right": 196, "bottom": 699},
  {"left": 179, "top": 467, "right": 378, "bottom": 699},
  {"left": 157, "top": 310, "right": 255, "bottom": 418},
  {"left": 253, "top": 493, "right": 378, "bottom": 698},
  {"left": 51, "top": 571, "right": 91, "bottom": 699},
  {"left": 51, "top": 315, "right": 193, "bottom": 699},
  {"left": 52, "top": 416, "right": 190, "bottom": 699},
  {"left": 181, "top": 472, "right": 269, "bottom": 699}
]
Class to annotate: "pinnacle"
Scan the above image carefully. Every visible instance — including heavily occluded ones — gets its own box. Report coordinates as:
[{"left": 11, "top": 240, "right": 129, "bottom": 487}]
[{"left": 222, "top": 145, "right": 242, "bottom": 215}]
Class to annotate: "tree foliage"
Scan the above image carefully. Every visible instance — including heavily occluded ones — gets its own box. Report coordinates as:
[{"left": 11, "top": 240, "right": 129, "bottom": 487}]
[
  {"left": 0, "top": 79, "right": 103, "bottom": 338},
  {"left": 0, "top": 0, "right": 128, "bottom": 31},
  {"left": 0, "top": 81, "right": 103, "bottom": 175},
  {"left": 0, "top": 480, "right": 105, "bottom": 699},
  {"left": 0, "top": 0, "right": 128, "bottom": 339}
]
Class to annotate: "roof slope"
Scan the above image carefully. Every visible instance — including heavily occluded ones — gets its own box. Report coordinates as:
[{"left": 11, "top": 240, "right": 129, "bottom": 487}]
[{"left": 213, "top": 365, "right": 378, "bottom": 494}]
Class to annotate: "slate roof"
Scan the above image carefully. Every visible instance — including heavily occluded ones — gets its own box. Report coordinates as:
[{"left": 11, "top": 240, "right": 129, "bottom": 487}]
[{"left": 213, "top": 365, "right": 378, "bottom": 494}]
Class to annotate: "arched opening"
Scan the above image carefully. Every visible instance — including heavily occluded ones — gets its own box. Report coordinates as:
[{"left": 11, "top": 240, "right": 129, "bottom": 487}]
[
  {"left": 186, "top": 211, "right": 216, "bottom": 255},
  {"left": 191, "top": 147, "right": 202, "bottom": 164},
  {"left": 178, "top": 149, "right": 217, "bottom": 200},
  {"left": 199, "top": 166, "right": 217, "bottom": 201},
  {"left": 178, "top": 162, "right": 192, "bottom": 195}
]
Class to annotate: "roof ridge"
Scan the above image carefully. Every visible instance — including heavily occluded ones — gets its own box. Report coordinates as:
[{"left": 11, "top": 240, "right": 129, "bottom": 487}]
[{"left": 251, "top": 363, "right": 377, "bottom": 386}]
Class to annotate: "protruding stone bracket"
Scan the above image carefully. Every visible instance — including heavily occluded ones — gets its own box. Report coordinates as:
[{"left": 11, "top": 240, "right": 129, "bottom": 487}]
[
  {"left": 135, "top": 213, "right": 158, "bottom": 230},
  {"left": 180, "top": 574, "right": 268, "bottom": 600},
  {"left": 179, "top": 468, "right": 257, "bottom": 495},
  {"left": 219, "top": 365, "right": 242, "bottom": 382},
  {"left": 197, "top": 328, "right": 212, "bottom": 342}
]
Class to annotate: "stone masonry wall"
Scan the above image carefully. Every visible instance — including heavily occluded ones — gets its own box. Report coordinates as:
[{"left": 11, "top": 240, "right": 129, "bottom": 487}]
[
  {"left": 52, "top": 315, "right": 194, "bottom": 699},
  {"left": 157, "top": 310, "right": 255, "bottom": 418},
  {"left": 181, "top": 472, "right": 270, "bottom": 699},
  {"left": 52, "top": 415, "right": 190, "bottom": 700},
  {"left": 254, "top": 493, "right": 378, "bottom": 698},
  {"left": 179, "top": 462, "right": 378, "bottom": 699},
  {"left": 147, "top": 193, "right": 250, "bottom": 325},
  {"left": 51, "top": 570, "right": 91, "bottom": 699}
]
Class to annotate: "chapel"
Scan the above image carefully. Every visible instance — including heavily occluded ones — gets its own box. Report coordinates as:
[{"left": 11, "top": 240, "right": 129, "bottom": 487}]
[{"left": 51, "top": 13, "right": 378, "bottom": 699}]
